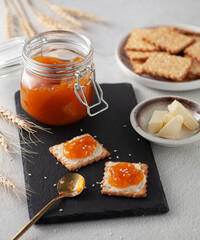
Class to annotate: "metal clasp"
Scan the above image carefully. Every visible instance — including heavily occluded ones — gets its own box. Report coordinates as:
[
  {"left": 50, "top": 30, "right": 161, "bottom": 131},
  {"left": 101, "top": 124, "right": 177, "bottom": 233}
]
[{"left": 74, "top": 66, "right": 108, "bottom": 117}]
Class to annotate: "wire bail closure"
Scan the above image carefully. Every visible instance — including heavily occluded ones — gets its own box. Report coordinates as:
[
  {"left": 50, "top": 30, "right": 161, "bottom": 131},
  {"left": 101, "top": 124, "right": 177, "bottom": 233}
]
[{"left": 74, "top": 66, "right": 108, "bottom": 116}]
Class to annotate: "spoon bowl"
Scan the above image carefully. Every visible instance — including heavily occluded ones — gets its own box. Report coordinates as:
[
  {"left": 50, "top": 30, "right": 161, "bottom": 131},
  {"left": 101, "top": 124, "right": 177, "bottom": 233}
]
[{"left": 57, "top": 173, "right": 85, "bottom": 197}]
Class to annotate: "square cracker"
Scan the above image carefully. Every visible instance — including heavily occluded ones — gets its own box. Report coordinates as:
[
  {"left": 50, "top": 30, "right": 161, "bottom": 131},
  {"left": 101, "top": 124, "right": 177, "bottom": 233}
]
[
  {"left": 185, "top": 55, "right": 200, "bottom": 77},
  {"left": 49, "top": 134, "right": 110, "bottom": 171},
  {"left": 126, "top": 50, "right": 160, "bottom": 61},
  {"left": 125, "top": 29, "right": 159, "bottom": 52},
  {"left": 130, "top": 59, "right": 145, "bottom": 74},
  {"left": 144, "top": 26, "right": 194, "bottom": 54},
  {"left": 142, "top": 53, "right": 192, "bottom": 81},
  {"left": 101, "top": 161, "right": 148, "bottom": 198},
  {"left": 184, "top": 41, "right": 200, "bottom": 62}
]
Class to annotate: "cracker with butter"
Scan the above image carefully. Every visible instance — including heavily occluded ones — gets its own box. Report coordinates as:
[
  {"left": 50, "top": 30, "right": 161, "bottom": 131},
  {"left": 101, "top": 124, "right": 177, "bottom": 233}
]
[
  {"left": 49, "top": 134, "right": 110, "bottom": 171},
  {"left": 101, "top": 161, "right": 148, "bottom": 198}
]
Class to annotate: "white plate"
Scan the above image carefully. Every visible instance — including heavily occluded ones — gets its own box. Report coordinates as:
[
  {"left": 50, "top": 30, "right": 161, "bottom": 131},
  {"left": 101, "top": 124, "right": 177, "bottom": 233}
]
[
  {"left": 130, "top": 96, "right": 200, "bottom": 147},
  {"left": 116, "top": 24, "right": 200, "bottom": 91}
]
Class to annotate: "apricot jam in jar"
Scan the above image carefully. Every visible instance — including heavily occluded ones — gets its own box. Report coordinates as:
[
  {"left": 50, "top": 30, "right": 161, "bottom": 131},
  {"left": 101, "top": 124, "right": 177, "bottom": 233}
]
[{"left": 21, "top": 31, "right": 108, "bottom": 125}]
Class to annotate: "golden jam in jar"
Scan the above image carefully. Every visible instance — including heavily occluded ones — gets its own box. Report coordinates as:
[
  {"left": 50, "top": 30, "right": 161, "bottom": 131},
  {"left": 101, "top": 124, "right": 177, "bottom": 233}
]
[{"left": 21, "top": 31, "right": 95, "bottom": 125}]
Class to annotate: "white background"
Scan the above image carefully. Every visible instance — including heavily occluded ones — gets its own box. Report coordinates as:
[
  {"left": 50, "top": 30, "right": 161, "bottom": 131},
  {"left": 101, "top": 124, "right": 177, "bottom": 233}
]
[{"left": 0, "top": 0, "right": 200, "bottom": 239}]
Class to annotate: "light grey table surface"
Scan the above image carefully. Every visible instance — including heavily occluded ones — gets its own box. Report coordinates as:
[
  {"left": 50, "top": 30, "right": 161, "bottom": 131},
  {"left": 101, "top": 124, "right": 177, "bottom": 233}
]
[{"left": 0, "top": 0, "right": 200, "bottom": 239}]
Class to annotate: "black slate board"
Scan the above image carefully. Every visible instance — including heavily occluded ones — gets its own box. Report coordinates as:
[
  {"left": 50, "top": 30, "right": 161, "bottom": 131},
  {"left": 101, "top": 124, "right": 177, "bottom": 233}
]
[{"left": 15, "top": 83, "right": 169, "bottom": 224}]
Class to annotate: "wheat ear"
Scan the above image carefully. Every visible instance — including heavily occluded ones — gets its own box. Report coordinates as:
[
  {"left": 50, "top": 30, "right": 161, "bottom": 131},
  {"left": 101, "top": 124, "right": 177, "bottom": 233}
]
[
  {"left": 0, "top": 106, "right": 50, "bottom": 134},
  {"left": 63, "top": 7, "right": 104, "bottom": 22},
  {"left": 41, "top": 0, "right": 83, "bottom": 28},
  {"left": 0, "top": 174, "right": 24, "bottom": 200},
  {"left": 15, "top": 0, "right": 36, "bottom": 37},
  {"left": 25, "top": 0, "right": 71, "bottom": 31},
  {"left": 7, "top": 0, "right": 31, "bottom": 38},
  {"left": 0, "top": 132, "right": 9, "bottom": 153},
  {"left": 3, "top": 0, "right": 12, "bottom": 38}
]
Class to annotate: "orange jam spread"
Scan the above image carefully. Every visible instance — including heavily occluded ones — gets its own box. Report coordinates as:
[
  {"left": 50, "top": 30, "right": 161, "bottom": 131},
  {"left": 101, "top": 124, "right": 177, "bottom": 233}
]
[
  {"left": 63, "top": 135, "right": 97, "bottom": 159},
  {"left": 108, "top": 162, "right": 144, "bottom": 189},
  {"left": 20, "top": 56, "right": 94, "bottom": 126}
]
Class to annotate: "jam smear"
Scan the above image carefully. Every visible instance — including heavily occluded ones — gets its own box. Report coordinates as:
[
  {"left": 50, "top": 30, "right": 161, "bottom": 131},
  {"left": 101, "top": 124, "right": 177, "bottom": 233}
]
[
  {"left": 63, "top": 135, "right": 97, "bottom": 159},
  {"left": 108, "top": 162, "right": 144, "bottom": 189}
]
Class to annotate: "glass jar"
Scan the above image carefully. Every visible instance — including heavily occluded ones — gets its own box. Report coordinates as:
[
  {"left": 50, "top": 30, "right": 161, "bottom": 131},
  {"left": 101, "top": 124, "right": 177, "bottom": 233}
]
[{"left": 21, "top": 31, "right": 108, "bottom": 126}]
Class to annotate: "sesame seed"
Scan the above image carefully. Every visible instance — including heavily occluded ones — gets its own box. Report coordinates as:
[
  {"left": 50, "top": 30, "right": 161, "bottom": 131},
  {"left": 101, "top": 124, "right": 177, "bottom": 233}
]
[
  {"left": 108, "top": 157, "right": 112, "bottom": 160},
  {"left": 116, "top": 156, "right": 119, "bottom": 159},
  {"left": 76, "top": 169, "right": 78, "bottom": 172},
  {"left": 53, "top": 184, "right": 57, "bottom": 187},
  {"left": 137, "top": 138, "right": 140, "bottom": 141},
  {"left": 44, "top": 176, "right": 47, "bottom": 179},
  {"left": 84, "top": 186, "right": 87, "bottom": 189},
  {"left": 123, "top": 125, "right": 127, "bottom": 128},
  {"left": 129, "top": 153, "right": 132, "bottom": 156},
  {"left": 96, "top": 181, "right": 101, "bottom": 185},
  {"left": 56, "top": 162, "right": 59, "bottom": 165},
  {"left": 114, "top": 150, "right": 117, "bottom": 152},
  {"left": 92, "top": 184, "right": 95, "bottom": 187},
  {"left": 28, "top": 173, "right": 32, "bottom": 176},
  {"left": 59, "top": 209, "right": 63, "bottom": 212},
  {"left": 80, "top": 129, "right": 83, "bottom": 132},
  {"left": 94, "top": 135, "right": 97, "bottom": 138}
]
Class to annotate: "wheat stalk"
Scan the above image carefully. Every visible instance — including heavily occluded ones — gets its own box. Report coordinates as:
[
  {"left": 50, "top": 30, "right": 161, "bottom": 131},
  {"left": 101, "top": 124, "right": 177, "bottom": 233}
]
[
  {"left": 0, "top": 132, "right": 9, "bottom": 153},
  {"left": 3, "top": 0, "right": 12, "bottom": 38},
  {"left": 7, "top": 0, "right": 31, "bottom": 38},
  {"left": 37, "top": 13, "right": 72, "bottom": 31},
  {"left": 25, "top": 0, "right": 71, "bottom": 31},
  {"left": 15, "top": 0, "right": 36, "bottom": 37},
  {"left": 41, "top": 0, "right": 83, "bottom": 28},
  {"left": 63, "top": 7, "right": 104, "bottom": 22}
]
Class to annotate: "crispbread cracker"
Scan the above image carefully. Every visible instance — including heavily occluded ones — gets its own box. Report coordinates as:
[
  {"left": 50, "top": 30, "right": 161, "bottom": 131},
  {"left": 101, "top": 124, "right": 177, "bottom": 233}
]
[
  {"left": 184, "top": 41, "right": 200, "bottom": 62},
  {"left": 185, "top": 55, "right": 200, "bottom": 76},
  {"left": 130, "top": 59, "right": 145, "bottom": 74},
  {"left": 144, "top": 26, "right": 194, "bottom": 54},
  {"left": 125, "top": 29, "right": 159, "bottom": 52},
  {"left": 143, "top": 53, "right": 192, "bottom": 81},
  {"left": 126, "top": 50, "right": 160, "bottom": 60},
  {"left": 101, "top": 162, "right": 148, "bottom": 198},
  {"left": 173, "top": 27, "right": 200, "bottom": 36},
  {"left": 49, "top": 134, "right": 110, "bottom": 171}
]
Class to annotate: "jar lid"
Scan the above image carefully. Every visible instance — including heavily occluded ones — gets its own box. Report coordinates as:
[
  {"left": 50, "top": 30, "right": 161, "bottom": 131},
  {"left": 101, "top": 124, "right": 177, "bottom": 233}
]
[{"left": 0, "top": 37, "right": 25, "bottom": 78}]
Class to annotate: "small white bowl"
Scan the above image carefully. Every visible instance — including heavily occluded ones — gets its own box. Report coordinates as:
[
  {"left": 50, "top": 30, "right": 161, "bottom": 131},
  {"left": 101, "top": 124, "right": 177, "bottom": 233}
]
[{"left": 130, "top": 96, "right": 200, "bottom": 147}]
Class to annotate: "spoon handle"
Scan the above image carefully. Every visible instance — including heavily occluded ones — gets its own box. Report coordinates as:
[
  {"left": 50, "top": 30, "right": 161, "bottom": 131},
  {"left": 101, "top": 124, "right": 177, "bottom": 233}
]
[{"left": 11, "top": 195, "right": 63, "bottom": 240}]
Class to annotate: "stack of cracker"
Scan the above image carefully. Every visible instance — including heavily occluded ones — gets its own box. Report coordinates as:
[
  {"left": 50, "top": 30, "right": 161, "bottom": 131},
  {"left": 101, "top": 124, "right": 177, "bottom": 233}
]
[{"left": 125, "top": 26, "right": 200, "bottom": 82}]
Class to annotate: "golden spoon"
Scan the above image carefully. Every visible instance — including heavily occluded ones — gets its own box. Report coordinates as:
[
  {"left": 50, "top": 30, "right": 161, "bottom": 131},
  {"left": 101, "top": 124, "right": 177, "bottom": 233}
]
[{"left": 12, "top": 173, "right": 85, "bottom": 240}]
